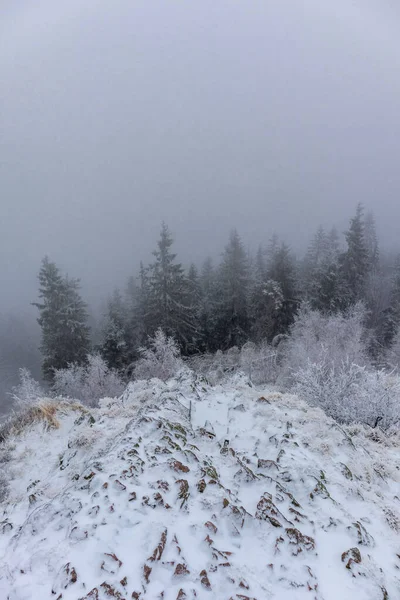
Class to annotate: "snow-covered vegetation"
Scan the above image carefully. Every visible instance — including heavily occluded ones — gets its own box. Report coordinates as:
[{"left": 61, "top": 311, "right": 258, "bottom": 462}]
[
  {"left": 134, "top": 329, "right": 184, "bottom": 382},
  {"left": 1, "top": 206, "right": 400, "bottom": 599},
  {"left": 0, "top": 371, "right": 399, "bottom": 599},
  {"left": 53, "top": 354, "right": 125, "bottom": 407}
]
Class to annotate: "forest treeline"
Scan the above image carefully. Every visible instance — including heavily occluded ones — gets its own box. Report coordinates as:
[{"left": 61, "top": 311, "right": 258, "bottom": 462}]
[{"left": 33, "top": 203, "right": 400, "bottom": 382}]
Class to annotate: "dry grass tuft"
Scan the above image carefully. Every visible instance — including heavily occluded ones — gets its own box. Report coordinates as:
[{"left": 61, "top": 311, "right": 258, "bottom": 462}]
[{"left": 0, "top": 399, "right": 86, "bottom": 444}]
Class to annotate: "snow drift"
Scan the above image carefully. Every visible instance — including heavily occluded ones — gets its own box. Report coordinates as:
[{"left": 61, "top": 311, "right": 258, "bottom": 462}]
[{"left": 0, "top": 372, "right": 399, "bottom": 599}]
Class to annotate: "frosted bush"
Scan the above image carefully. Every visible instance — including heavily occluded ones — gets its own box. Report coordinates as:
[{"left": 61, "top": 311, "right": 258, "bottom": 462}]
[
  {"left": 240, "top": 341, "right": 278, "bottom": 384},
  {"left": 280, "top": 302, "right": 369, "bottom": 386},
  {"left": 53, "top": 354, "right": 124, "bottom": 407},
  {"left": 134, "top": 329, "right": 183, "bottom": 382},
  {"left": 10, "top": 368, "right": 43, "bottom": 409},
  {"left": 295, "top": 360, "right": 400, "bottom": 430},
  {"left": 386, "top": 329, "right": 400, "bottom": 371},
  {"left": 187, "top": 342, "right": 278, "bottom": 385}
]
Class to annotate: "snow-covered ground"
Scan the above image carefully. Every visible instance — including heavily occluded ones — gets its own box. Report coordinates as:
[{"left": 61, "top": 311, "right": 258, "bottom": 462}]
[{"left": 0, "top": 371, "right": 399, "bottom": 599}]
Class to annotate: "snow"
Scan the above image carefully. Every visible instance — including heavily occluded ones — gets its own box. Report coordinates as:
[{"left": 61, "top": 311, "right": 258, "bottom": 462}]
[{"left": 0, "top": 372, "right": 399, "bottom": 599}]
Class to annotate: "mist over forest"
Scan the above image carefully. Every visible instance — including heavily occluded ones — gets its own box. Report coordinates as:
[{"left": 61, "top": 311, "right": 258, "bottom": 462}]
[{"left": 2, "top": 0, "right": 400, "bottom": 417}]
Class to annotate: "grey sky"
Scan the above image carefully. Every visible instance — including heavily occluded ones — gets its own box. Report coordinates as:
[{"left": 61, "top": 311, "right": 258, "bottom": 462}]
[{"left": 2, "top": 0, "right": 400, "bottom": 311}]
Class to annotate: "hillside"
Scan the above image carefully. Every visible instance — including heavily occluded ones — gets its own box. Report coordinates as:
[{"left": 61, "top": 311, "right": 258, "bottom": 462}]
[{"left": 0, "top": 372, "right": 399, "bottom": 599}]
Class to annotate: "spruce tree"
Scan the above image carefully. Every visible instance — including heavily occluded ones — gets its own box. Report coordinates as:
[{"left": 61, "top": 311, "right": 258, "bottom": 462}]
[
  {"left": 214, "top": 230, "right": 249, "bottom": 349},
  {"left": 33, "top": 257, "right": 90, "bottom": 381},
  {"left": 382, "top": 255, "right": 400, "bottom": 348},
  {"left": 266, "top": 241, "right": 298, "bottom": 340},
  {"left": 199, "top": 257, "right": 218, "bottom": 352},
  {"left": 186, "top": 264, "right": 202, "bottom": 351},
  {"left": 147, "top": 223, "right": 197, "bottom": 353},
  {"left": 249, "top": 245, "right": 272, "bottom": 342},
  {"left": 339, "top": 204, "right": 369, "bottom": 308},
  {"left": 304, "top": 227, "right": 341, "bottom": 313},
  {"left": 99, "top": 288, "right": 129, "bottom": 371},
  {"left": 364, "top": 211, "right": 379, "bottom": 272}
]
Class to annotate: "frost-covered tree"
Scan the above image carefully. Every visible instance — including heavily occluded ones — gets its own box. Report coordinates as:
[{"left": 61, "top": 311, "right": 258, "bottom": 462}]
[
  {"left": 339, "top": 204, "right": 369, "bottom": 308},
  {"left": 302, "top": 227, "right": 341, "bottom": 313},
  {"left": 364, "top": 211, "right": 379, "bottom": 272},
  {"left": 185, "top": 264, "right": 202, "bottom": 351},
  {"left": 302, "top": 226, "right": 327, "bottom": 299},
  {"left": 33, "top": 257, "right": 90, "bottom": 381},
  {"left": 214, "top": 230, "right": 250, "bottom": 349},
  {"left": 249, "top": 246, "right": 268, "bottom": 342},
  {"left": 147, "top": 223, "right": 197, "bottom": 353},
  {"left": 266, "top": 240, "right": 298, "bottom": 340},
  {"left": 381, "top": 255, "right": 400, "bottom": 349},
  {"left": 199, "top": 257, "right": 219, "bottom": 352},
  {"left": 99, "top": 289, "right": 130, "bottom": 371},
  {"left": 134, "top": 329, "right": 183, "bottom": 382},
  {"left": 127, "top": 262, "right": 151, "bottom": 349},
  {"left": 249, "top": 246, "right": 286, "bottom": 343}
]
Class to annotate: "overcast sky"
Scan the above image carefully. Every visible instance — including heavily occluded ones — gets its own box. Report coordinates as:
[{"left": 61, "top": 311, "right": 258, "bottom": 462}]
[{"left": 1, "top": 0, "right": 400, "bottom": 312}]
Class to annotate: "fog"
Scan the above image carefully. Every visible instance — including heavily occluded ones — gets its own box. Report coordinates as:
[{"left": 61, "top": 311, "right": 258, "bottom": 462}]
[{"left": 2, "top": 0, "right": 400, "bottom": 313}]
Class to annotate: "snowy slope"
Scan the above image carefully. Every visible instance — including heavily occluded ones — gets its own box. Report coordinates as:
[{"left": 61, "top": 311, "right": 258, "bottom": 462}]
[{"left": 0, "top": 372, "right": 399, "bottom": 600}]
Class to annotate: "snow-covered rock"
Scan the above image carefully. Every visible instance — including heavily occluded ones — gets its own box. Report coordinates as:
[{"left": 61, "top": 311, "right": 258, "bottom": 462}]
[{"left": 0, "top": 373, "right": 399, "bottom": 599}]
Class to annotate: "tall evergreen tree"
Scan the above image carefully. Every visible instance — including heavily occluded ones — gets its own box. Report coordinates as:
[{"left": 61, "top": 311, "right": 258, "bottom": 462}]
[
  {"left": 266, "top": 240, "right": 298, "bottom": 340},
  {"left": 382, "top": 255, "right": 400, "bottom": 348},
  {"left": 147, "top": 223, "right": 197, "bottom": 353},
  {"left": 339, "top": 204, "right": 369, "bottom": 307},
  {"left": 249, "top": 245, "right": 273, "bottom": 342},
  {"left": 302, "top": 226, "right": 327, "bottom": 304},
  {"left": 99, "top": 288, "right": 130, "bottom": 371},
  {"left": 303, "top": 227, "right": 341, "bottom": 313},
  {"left": 364, "top": 211, "right": 380, "bottom": 272},
  {"left": 199, "top": 257, "right": 218, "bottom": 352},
  {"left": 33, "top": 257, "right": 90, "bottom": 381},
  {"left": 185, "top": 264, "right": 202, "bottom": 351},
  {"left": 214, "top": 230, "right": 249, "bottom": 349}
]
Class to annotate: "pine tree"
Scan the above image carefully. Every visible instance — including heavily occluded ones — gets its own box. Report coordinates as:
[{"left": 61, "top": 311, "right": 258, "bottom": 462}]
[
  {"left": 302, "top": 226, "right": 326, "bottom": 298},
  {"left": 33, "top": 257, "right": 90, "bottom": 381},
  {"left": 199, "top": 257, "right": 218, "bottom": 352},
  {"left": 364, "top": 211, "right": 379, "bottom": 272},
  {"left": 382, "top": 255, "right": 400, "bottom": 348},
  {"left": 185, "top": 264, "right": 202, "bottom": 351},
  {"left": 147, "top": 223, "right": 197, "bottom": 353},
  {"left": 249, "top": 245, "right": 273, "bottom": 342},
  {"left": 266, "top": 240, "right": 298, "bottom": 340},
  {"left": 303, "top": 227, "right": 341, "bottom": 313},
  {"left": 339, "top": 204, "right": 369, "bottom": 308},
  {"left": 99, "top": 289, "right": 130, "bottom": 371},
  {"left": 214, "top": 230, "right": 249, "bottom": 349}
]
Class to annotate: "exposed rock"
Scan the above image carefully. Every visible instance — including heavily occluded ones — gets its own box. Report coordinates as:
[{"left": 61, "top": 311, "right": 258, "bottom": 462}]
[
  {"left": 174, "top": 563, "right": 190, "bottom": 576},
  {"left": 341, "top": 547, "right": 362, "bottom": 570},
  {"left": 148, "top": 529, "right": 168, "bottom": 562},
  {"left": 197, "top": 479, "right": 206, "bottom": 493},
  {"left": 200, "top": 569, "right": 211, "bottom": 590},
  {"left": 257, "top": 459, "right": 279, "bottom": 470},
  {"left": 204, "top": 521, "right": 218, "bottom": 534},
  {"left": 169, "top": 459, "right": 190, "bottom": 473}
]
